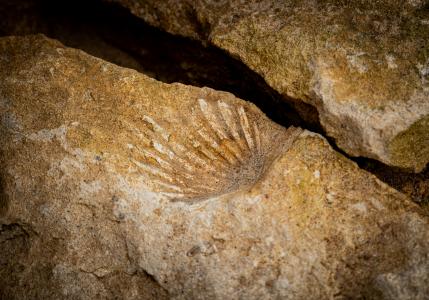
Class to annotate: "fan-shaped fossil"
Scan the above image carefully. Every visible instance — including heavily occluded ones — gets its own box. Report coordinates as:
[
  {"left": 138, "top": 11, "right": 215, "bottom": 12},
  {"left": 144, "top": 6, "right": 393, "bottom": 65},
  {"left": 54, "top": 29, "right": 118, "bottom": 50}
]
[{"left": 122, "top": 97, "right": 301, "bottom": 202}]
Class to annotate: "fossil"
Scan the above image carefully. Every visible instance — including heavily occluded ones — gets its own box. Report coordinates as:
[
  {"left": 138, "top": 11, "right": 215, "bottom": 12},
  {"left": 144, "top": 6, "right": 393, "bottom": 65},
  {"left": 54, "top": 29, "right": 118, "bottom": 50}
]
[{"left": 121, "top": 97, "right": 302, "bottom": 202}]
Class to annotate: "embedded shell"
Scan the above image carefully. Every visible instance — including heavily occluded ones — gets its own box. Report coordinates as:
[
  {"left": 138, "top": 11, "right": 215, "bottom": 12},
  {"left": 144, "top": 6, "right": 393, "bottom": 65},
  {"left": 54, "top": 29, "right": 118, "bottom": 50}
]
[{"left": 120, "top": 97, "right": 301, "bottom": 202}]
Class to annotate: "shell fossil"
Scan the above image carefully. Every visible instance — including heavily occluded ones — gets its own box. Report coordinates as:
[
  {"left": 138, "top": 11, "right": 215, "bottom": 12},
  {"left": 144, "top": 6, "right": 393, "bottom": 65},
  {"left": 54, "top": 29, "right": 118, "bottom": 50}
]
[{"left": 122, "top": 97, "right": 302, "bottom": 203}]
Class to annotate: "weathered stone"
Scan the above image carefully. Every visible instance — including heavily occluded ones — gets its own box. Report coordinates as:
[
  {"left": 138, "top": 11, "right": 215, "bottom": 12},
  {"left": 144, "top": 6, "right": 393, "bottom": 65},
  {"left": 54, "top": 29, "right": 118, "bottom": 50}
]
[
  {"left": 111, "top": 0, "right": 429, "bottom": 171},
  {"left": 1, "top": 35, "right": 428, "bottom": 299}
]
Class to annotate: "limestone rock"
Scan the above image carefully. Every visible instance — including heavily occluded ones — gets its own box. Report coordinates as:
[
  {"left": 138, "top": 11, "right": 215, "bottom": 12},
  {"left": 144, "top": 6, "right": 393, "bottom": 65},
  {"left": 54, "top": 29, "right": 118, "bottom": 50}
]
[
  {"left": 1, "top": 35, "right": 429, "bottom": 299},
  {"left": 110, "top": 0, "right": 429, "bottom": 171}
]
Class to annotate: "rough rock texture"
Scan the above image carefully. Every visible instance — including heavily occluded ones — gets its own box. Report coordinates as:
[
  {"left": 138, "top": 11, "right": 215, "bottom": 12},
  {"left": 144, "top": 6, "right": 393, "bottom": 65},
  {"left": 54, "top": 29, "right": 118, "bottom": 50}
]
[
  {"left": 111, "top": 0, "right": 429, "bottom": 172},
  {"left": 1, "top": 35, "right": 429, "bottom": 299}
]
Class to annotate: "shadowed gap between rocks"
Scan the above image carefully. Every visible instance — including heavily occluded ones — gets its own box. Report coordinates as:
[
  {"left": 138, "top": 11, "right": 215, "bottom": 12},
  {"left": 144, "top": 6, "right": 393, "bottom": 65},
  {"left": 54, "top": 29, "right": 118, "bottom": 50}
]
[
  {"left": 0, "top": 0, "right": 319, "bottom": 130},
  {"left": 0, "top": 0, "right": 427, "bottom": 207}
]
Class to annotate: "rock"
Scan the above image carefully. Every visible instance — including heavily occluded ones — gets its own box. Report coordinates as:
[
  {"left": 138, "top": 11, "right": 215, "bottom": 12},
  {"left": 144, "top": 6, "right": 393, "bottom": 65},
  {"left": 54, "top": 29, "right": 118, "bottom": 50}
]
[
  {"left": 1, "top": 35, "right": 429, "bottom": 299},
  {"left": 110, "top": 0, "right": 429, "bottom": 172}
]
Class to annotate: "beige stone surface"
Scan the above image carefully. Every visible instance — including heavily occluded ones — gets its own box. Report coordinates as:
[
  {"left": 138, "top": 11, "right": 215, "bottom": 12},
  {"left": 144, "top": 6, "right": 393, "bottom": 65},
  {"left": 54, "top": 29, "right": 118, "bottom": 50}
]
[
  {"left": 111, "top": 0, "right": 429, "bottom": 171},
  {"left": 1, "top": 35, "right": 429, "bottom": 299}
]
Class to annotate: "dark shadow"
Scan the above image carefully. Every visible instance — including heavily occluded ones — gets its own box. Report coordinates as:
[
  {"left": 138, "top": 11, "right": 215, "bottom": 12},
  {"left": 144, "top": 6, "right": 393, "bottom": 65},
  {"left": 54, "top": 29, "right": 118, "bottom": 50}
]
[{"left": 0, "top": 0, "right": 320, "bottom": 132}]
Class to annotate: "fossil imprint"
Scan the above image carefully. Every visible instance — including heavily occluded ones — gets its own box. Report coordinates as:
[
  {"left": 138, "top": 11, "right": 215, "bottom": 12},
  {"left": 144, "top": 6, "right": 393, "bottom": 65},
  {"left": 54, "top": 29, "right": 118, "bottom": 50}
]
[{"left": 122, "top": 98, "right": 301, "bottom": 202}]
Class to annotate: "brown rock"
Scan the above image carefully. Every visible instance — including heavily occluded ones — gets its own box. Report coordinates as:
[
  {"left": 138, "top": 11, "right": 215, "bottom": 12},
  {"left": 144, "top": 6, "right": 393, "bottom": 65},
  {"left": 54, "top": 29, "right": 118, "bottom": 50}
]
[
  {"left": 1, "top": 35, "right": 428, "bottom": 299},
  {"left": 110, "top": 0, "right": 429, "bottom": 171}
]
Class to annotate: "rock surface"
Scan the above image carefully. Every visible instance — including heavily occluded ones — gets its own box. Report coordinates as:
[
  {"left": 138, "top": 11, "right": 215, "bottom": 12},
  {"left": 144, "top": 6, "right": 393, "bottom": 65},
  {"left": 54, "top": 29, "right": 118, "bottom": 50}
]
[
  {"left": 111, "top": 0, "right": 429, "bottom": 172},
  {"left": 1, "top": 35, "right": 429, "bottom": 299}
]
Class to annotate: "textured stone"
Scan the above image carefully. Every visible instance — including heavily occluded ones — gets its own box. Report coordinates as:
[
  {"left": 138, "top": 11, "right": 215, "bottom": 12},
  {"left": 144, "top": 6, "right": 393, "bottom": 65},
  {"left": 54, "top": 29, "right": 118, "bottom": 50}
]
[
  {"left": 1, "top": 35, "right": 429, "bottom": 299},
  {"left": 111, "top": 0, "right": 429, "bottom": 171}
]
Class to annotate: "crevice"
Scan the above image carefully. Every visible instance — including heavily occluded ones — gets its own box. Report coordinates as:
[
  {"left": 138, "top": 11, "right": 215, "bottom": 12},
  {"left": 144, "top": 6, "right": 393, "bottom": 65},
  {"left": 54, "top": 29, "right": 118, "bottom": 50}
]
[
  {"left": 355, "top": 158, "right": 428, "bottom": 207},
  {"left": 0, "top": 0, "right": 316, "bottom": 131},
  {"left": 327, "top": 137, "right": 428, "bottom": 208},
  {"left": 0, "top": 0, "right": 427, "bottom": 207}
]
